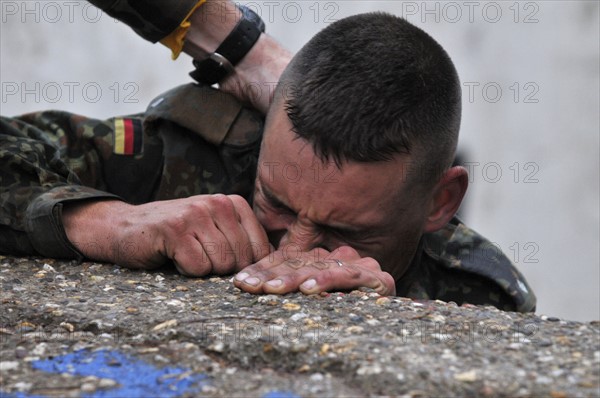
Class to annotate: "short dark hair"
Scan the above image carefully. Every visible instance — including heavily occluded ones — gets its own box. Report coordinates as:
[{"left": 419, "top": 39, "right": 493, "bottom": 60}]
[{"left": 277, "top": 12, "right": 461, "bottom": 186}]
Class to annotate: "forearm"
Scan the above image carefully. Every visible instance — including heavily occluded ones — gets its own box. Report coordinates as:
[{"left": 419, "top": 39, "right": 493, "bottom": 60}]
[
  {"left": 62, "top": 200, "right": 163, "bottom": 268},
  {"left": 184, "top": 1, "right": 293, "bottom": 113},
  {"left": 87, "top": 0, "right": 292, "bottom": 113}
]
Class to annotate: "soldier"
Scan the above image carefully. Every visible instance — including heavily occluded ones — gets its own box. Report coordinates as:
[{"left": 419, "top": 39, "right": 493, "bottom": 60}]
[{"left": 0, "top": 0, "right": 536, "bottom": 312}]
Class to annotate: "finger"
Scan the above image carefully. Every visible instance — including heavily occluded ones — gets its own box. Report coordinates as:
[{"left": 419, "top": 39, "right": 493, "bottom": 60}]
[
  {"left": 298, "top": 258, "right": 396, "bottom": 296},
  {"left": 168, "top": 235, "right": 213, "bottom": 277},
  {"left": 229, "top": 195, "right": 272, "bottom": 264},
  {"left": 234, "top": 253, "right": 334, "bottom": 294},
  {"left": 261, "top": 259, "right": 340, "bottom": 294},
  {"left": 232, "top": 250, "right": 288, "bottom": 292},
  {"left": 205, "top": 195, "right": 253, "bottom": 269}
]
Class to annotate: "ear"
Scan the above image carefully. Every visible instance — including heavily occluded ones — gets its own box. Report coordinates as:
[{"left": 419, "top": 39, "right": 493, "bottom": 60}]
[{"left": 423, "top": 166, "right": 468, "bottom": 233}]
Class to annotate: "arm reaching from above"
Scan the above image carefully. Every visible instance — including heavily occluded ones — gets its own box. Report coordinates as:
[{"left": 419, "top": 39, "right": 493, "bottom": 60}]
[{"left": 88, "top": 0, "right": 292, "bottom": 113}]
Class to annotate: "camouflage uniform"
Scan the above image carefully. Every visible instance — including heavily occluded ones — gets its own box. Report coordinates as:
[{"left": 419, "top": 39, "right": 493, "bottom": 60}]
[{"left": 0, "top": 1, "right": 536, "bottom": 312}]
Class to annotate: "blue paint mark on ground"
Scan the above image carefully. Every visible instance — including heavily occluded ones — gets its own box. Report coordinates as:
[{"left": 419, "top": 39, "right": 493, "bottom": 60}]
[
  {"left": 262, "top": 391, "right": 301, "bottom": 398},
  {"left": 0, "top": 392, "right": 45, "bottom": 398},
  {"left": 2, "top": 349, "right": 208, "bottom": 398}
]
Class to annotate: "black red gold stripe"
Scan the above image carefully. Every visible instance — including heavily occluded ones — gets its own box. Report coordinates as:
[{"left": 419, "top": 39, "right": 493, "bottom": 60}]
[{"left": 114, "top": 118, "right": 143, "bottom": 155}]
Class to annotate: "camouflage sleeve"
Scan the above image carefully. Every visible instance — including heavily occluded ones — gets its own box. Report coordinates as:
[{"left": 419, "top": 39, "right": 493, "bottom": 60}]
[
  {"left": 0, "top": 114, "right": 122, "bottom": 259},
  {"left": 1, "top": 85, "right": 263, "bottom": 261},
  {"left": 87, "top": 0, "right": 199, "bottom": 43}
]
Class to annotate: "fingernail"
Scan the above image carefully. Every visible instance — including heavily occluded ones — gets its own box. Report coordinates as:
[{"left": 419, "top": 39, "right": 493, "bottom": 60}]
[
  {"left": 301, "top": 279, "right": 316, "bottom": 289},
  {"left": 235, "top": 272, "right": 249, "bottom": 281},
  {"left": 266, "top": 279, "right": 283, "bottom": 288},
  {"left": 244, "top": 277, "right": 260, "bottom": 286}
]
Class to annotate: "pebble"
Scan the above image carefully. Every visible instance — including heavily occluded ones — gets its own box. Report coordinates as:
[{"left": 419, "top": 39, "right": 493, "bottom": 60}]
[
  {"left": 507, "top": 343, "right": 522, "bottom": 350},
  {"left": 348, "top": 313, "right": 364, "bottom": 323},
  {"left": 137, "top": 347, "right": 159, "bottom": 354},
  {"left": 536, "top": 376, "right": 553, "bottom": 384},
  {"left": 13, "top": 382, "right": 32, "bottom": 392},
  {"left": 345, "top": 326, "right": 364, "bottom": 334},
  {"left": 60, "top": 322, "right": 75, "bottom": 333},
  {"left": 282, "top": 302, "right": 301, "bottom": 311},
  {"left": 375, "top": 297, "right": 391, "bottom": 305},
  {"left": 258, "top": 295, "right": 280, "bottom": 304},
  {"left": 152, "top": 319, "right": 177, "bottom": 331},
  {"left": 290, "top": 312, "right": 308, "bottom": 322},
  {"left": 298, "top": 364, "right": 310, "bottom": 372},
  {"left": 0, "top": 361, "right": 19, "bottom": 371},
  {"left": 42, "top": 264, "right": 56, "bottom": 272},
  {"left": 428, "top": 314, "right": 446, "bottom": 323},
  {"left": 454, "top": 370, "right": 478, "bottom": 382},
  {"left": 210, "top": 342, "right": 225, "bottom": 353},
  {"left": 357, "top": 364, "right": 383, "bottom": 375},
  {"left": 31, "top": 343, "right": 47, "bottom": 356},
  {"left": 80, "top": 382, "right": 96, "bottom": 392},
  {"left": 15, "top": 347, "right": 27, "bottom": 359}
]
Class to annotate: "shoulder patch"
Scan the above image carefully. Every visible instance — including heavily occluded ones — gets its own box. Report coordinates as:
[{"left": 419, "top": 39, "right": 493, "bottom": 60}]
[{"left": 113, "top": 118, "right": 143, "bottom": 155}]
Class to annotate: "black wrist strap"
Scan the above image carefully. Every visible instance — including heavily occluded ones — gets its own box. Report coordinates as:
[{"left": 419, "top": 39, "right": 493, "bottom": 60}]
[{"left": 190, "top": 5, "right": 265, "bottom": 85}]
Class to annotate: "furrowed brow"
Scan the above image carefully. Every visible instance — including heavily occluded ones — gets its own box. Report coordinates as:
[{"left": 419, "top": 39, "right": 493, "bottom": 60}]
[
  {"left": 259, "top": 176, "right": 383, "bottom": 240},
  {"left": 259, "top": 176, "right": 294, "bottom": 211}
]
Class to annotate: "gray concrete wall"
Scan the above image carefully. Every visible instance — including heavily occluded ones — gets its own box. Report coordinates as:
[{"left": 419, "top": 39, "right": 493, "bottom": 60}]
[{"left": 1, "top": 1, "right": 598, "bottom": 321}]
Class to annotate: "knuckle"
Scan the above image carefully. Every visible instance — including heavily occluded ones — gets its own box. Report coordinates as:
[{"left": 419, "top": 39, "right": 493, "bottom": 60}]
[
  {"left": 208, "top": 193, "right": 235, "bottom": 212},
  {"left": 187, "top": 200, "right": 211, "bottom": 217},
  {"left": 341, "top": 265, "right": 362, "bottom": 280},
  {"left": 336, "top": 245, "right": 359, "bottom": 258},
  {"left": 228, "top": 194, "right": 249, "bottom": 209},
  {"left": 164, "top": 213, "right": 189, "bottom": 234},
  {"left": 174, "top": 258, "right": 211, "bottom": 277},
  {"left": 309, "top": 247, "right": 329, "bottom": 261}
]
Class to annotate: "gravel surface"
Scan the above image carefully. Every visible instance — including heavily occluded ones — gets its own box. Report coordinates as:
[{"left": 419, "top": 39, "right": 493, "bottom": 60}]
[{"left": 1, "top": 256, "right": 598, "bottom": 397}]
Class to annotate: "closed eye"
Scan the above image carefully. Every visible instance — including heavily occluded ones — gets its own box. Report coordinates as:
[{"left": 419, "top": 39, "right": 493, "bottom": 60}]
[{"left": 260, "top": 183, "right": 296, "bottom": 215}]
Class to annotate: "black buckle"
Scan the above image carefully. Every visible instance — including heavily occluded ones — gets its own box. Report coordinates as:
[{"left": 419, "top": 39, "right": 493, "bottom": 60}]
[{"left": 190, "top": 5, "right": 265, "bottom": 85}]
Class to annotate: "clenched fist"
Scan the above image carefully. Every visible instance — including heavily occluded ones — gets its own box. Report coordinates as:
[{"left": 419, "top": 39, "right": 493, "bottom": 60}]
[{"left": 62, "top": 194, "right": 272, "bottom": 276}]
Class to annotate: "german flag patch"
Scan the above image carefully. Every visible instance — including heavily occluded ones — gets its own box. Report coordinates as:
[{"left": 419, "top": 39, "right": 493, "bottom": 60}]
[{"left": 113, "top": 118, "right": 143, "bottom": 155}]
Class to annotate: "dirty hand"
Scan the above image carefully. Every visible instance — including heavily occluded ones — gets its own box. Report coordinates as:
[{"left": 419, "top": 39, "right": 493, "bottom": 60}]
[
  {"left": 233, "top": 246, "right": 396, "bottom": 296},
  {"left": 63, "top": 195, "right": 271, "bottom": 276}
]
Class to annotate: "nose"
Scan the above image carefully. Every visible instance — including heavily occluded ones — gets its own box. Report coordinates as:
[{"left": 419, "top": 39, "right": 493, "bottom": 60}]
[{"left": 277, "top": 218, "right": 322, "bottom": 252}]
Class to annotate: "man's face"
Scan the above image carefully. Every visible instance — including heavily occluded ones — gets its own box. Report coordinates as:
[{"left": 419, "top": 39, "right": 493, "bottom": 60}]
[{"left": 252, "top": 104, "right": 432, "bottom": 280}]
